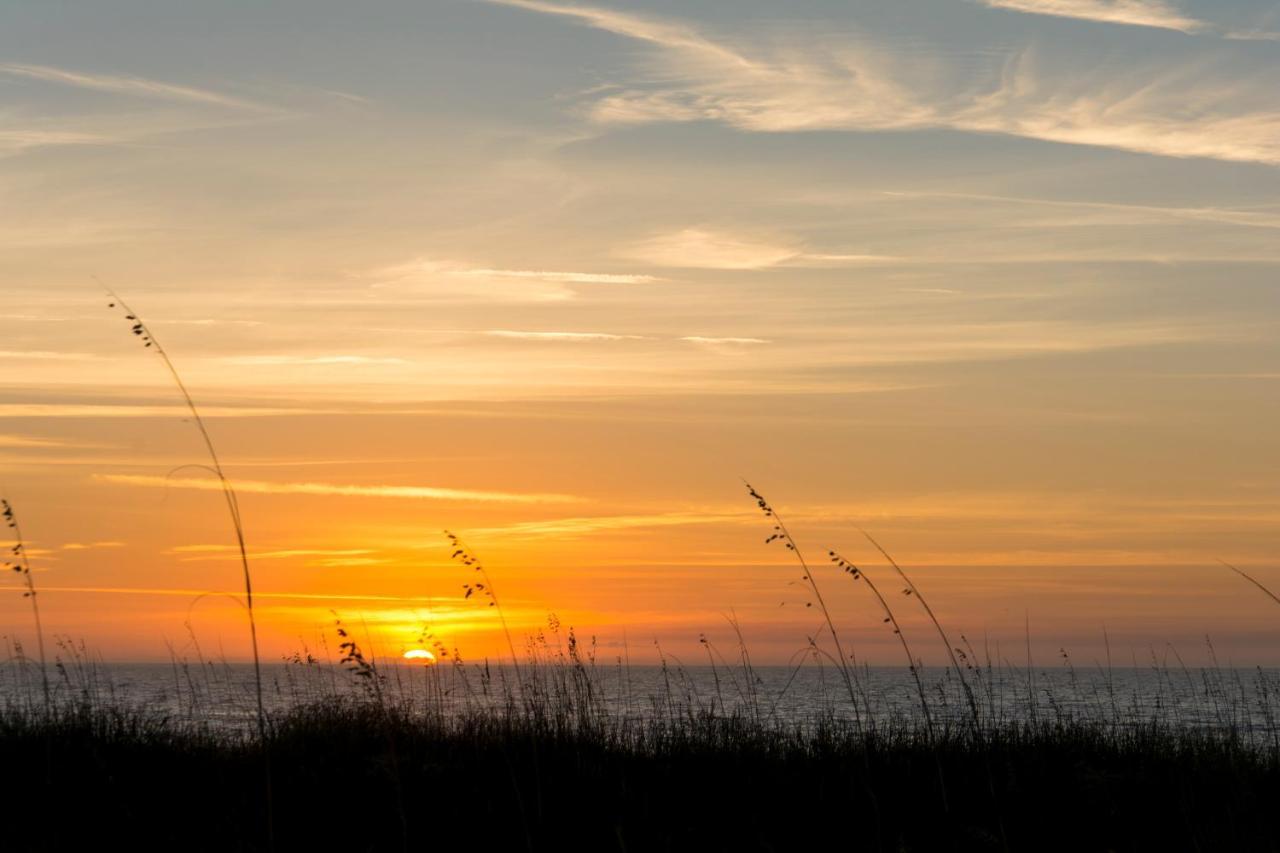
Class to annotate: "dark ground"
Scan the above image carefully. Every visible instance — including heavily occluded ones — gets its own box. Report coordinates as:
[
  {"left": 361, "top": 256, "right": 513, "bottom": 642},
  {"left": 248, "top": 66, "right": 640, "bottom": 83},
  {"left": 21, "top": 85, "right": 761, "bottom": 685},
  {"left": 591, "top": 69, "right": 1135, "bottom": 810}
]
[{"left": 3, "top": 703, "right": 1277, "bottom": 852}]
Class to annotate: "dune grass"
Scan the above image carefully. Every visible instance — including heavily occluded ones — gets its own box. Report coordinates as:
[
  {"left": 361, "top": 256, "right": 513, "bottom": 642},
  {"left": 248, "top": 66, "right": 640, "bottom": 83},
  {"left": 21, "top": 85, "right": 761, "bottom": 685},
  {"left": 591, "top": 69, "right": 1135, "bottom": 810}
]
[
  {"left": 1, "top": 670, "right": 1278, "bottom": 852},
  {"left": 106, "top": 291, "right": 267, "bottom": 737}
]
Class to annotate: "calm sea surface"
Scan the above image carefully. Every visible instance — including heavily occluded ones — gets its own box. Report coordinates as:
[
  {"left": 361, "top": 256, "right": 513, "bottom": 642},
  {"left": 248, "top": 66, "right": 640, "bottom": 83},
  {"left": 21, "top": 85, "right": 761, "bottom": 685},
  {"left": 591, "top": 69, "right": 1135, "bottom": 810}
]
[{"left": 4, "top": 660, "right": 1279, "bottom": 738}]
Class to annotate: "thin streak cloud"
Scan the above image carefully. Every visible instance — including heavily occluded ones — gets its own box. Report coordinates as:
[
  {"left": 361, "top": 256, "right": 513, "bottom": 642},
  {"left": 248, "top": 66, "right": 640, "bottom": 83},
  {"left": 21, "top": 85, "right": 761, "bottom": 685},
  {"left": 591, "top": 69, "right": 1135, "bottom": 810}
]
[
  {"left": 468, "top": 512, "right": 745, "bottom": 539},
  {"left": 621, "top": 229, "right": 896, "bottom": 270},
  {"left": 96, "top": 474, "right": 584, "bottom": 504},
  {"left": 0, "top": 128, "right": 118, "bottom": 154},
  {"left": 882, "top": 191, "right": 1280, "bottom": 230},
  {"left": 222, "top": 355, "right": 409, "bottom": 366},
  {"left": 168, "top": 546, "right": 379, "bottom": 562},
  {"left": 461, "top": 268, "right": 660, "bottom": 284},
  {"left": 373, "top": 258, "right": 657, "bottom": 285},
  {"left": 0, "top": 350, "right": 95, "bottom": 361},
  {"left": 0, "top": 585, "right": 450, "bottom": 604},
  {"left": 680, "top": 336, "right": 771, "bottom": 346},
  {"left": 621, "top": 229, "right": 800, "bottom": 270},
  {"left": 482, "top": 330, "right": 647, "bottom": 342},
  {"left": 0, "top": 435, "right": 83, "bottom": 449},
  {"left": 367, "top": 257, "right": 657, "bottom": 302},
  {"left": 977, "top": 0, "right": 1205, "bottom": 32},
  {"left": 0, "top": 62, "right": 272, "bottom": 112},
  {"left": 0, "top": 404, "right": 336, "bottom": 419}
]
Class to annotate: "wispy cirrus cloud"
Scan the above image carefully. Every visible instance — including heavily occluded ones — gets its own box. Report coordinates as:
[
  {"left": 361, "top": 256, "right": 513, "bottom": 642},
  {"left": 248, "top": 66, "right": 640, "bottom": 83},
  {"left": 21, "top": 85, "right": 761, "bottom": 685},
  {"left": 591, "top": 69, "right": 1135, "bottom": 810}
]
[
  {"left": 3, "top": 585, "right": 450, "bottom": 605},
  {"left": 977, "top": 0, "right": 1205, "bottom": 32},
  {"left": 487, "top": 0, "right": 1280, "bottom": 166},
  {"left": 620, "top": 228, "right": 896, "bottom": 270},
  {"left": 0, "top": 434, "right": 84, "bottom": 449},
  {"left": 221, "top": 355, "right": 408, "bottom": 366},
  {"left": 0, "top": 112, "right": 279, "bottom": 157},
  {"left": 881, "top": 190, "right": 1280, "bottom": 231},
  {"left": 621, "top": 228, "right": 800, "bottom": 270},
  {"left": 467, "top": 511, "right": 744, "bottom": 539},
  {"left": 680, "top": 336, "right": 771, "bottom": 346},
  {"left": 0, "top": 350, "right": 95, "bottom": 361},
  {"left": 0, "top": 128, "right": 118, "bottom": 155},
  {"left": 168, "top": 545, "right": 380, "bottom": 563},
  {"left": 484, "top": 0, "right": 749, "bottom": 63},
  {"left": 1224, "top": 30, "right": 1280, "bottom": 43},
  {"left": 460, "top": 267, "right": 659, "bottom": 285},
  {"left": 163, "top": 318, "right": 265, "bottom": 328},
  {"left": 0, "top": 62, "right": 272, "bottom": 112},
  {"left": 368, "top": 257, "right": 659, "bottom": 302},
  {"left": 373, "top": 257, "right": 657, "bottom": 286},
  {"left": 482, "top": 330, "right": 648, "bottom": 342},
  {"left": 96, "top": 474, "right": 583, "bottom": 504},
  {"left": 0, "top": 404, "right": 334, "bottom": 419}
]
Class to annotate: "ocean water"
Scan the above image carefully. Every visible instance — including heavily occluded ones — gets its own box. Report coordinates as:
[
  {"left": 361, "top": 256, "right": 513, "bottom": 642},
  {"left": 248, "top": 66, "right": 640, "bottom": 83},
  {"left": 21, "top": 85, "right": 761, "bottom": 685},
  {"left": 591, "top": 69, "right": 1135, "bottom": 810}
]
[{"left": 4, "top": 658, "right": 1279, "bottom": 739}]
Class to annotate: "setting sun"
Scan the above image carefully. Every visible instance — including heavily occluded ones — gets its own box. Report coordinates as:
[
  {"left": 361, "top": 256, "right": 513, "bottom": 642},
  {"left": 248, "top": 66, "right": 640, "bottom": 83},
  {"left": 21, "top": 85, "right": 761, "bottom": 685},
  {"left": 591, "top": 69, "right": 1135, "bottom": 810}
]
[{"left": 402, "top": 649, "right": 436, "bottom": 663}]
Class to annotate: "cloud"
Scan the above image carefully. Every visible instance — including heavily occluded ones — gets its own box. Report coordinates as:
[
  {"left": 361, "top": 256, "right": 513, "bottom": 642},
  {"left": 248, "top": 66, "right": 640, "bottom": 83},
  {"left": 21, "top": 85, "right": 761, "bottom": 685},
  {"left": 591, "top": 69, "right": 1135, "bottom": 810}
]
[
  {"left": 680, "top": 336, "right": 771, "bottom": 345},
  {"left": 0, "top": 404, "right": 333, "bottom": 419},
  {"left": 60, "top": 542, "right": 125, "bottom": 550},
  {"left": 221, "top": 355, "right": 408, "bottom": 366},
  {"left": 489, "top": 0, "right": 1280, "bottom": 166},
  {"left": 459, "top": 268, "right": 659, "bottom": 284},
  {"left": 486, "top": 0, "right": 751, "bottom": 64},
  {"left": 621, "top": 229, "right": 801, "bottom": 269},
  {"left": 0, "top": 128, "right": 118, "bottom": 155},
  {"left": 1224, "top": 30, "right": 1280, "bottom": 43},
  {"left": 0, "top": 62, "right": 272, "bottom": 112},
  {"left": 367, "top": 257, "right": 658, "bottom": 302},
  {"left": 839, "top": 320, "right": 1201, "bottom": 364},
  {"left": 96, "top": 474, "right": 583, "bottom": 504},
  {"left": 467, "top": 511, "right": 744, "bottom": 539},
  {"left": 977, "top": 0, "right": 1205, "bottom": 32},
  {"left": 881, "top": 190, "right": 1280, "bottom": 231},
  {"left": 620, "top": 229, "right": 898, "bottom": 270},
  {"left": 163, "top": 318, "right": 265, "bottom": 328},
  {"left": 0, "top": 111, "right": 283, "bottom": 157},
  {"left": 0, "top": 435, "right": 81, "bottom": 449},
  {"left": 481, "top": 330, "right": 647, "bottom": 342},
  {"left": 10, "top": 585, "right": 452, "bottom": 605},
  {"left": 0, "top": 350, "right": 95, "bottom": 361},
  {"left": 168, "top": 545, "right": 380, "bottom": 562}
]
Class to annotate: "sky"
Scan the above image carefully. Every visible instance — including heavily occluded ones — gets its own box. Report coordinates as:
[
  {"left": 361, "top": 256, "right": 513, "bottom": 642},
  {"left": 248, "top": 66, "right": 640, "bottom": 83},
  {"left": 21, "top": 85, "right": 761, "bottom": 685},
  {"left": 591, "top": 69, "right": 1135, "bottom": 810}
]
[{"left": 2, "top": 0, "right": 1279, "bottom": 667}]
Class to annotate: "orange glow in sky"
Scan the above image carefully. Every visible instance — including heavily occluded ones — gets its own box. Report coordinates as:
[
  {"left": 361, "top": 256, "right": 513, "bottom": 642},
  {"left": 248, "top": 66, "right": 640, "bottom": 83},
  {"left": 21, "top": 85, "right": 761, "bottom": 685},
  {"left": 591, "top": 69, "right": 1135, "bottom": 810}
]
[{"left": 2, "top": 0, "right": 1279, "bottom": 668}]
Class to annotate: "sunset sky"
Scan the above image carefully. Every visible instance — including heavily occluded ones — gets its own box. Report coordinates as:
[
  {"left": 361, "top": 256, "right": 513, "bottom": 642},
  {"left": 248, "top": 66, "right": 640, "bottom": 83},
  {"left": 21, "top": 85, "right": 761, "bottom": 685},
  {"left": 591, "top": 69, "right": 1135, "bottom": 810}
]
[{"left": 2, "top": 0, "right": 1279, "bottom": 667}]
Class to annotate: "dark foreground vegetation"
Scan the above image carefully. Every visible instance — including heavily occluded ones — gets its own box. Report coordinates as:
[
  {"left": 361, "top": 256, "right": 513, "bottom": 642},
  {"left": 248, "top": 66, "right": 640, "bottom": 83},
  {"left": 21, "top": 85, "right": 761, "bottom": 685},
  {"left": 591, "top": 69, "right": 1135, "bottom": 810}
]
[{"left": 3, "top": 698, "right": 1278, "bottom": 853}]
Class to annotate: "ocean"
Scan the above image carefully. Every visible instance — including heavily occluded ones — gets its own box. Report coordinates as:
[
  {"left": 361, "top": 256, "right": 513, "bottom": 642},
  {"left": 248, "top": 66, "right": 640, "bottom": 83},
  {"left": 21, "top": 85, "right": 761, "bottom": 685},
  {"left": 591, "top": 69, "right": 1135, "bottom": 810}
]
[{"left": 4, "top": 658, "right": 1278, "bottom": 739}]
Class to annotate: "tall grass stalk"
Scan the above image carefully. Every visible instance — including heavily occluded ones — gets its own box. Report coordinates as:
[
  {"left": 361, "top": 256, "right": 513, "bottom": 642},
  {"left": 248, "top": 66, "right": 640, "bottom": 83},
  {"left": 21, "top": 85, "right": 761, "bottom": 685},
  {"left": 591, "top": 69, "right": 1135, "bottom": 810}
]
[
  {"left": 829, "top": 549, "right": 932, "bottom": 736},
  {"left": 860, "top": 528, "right": 981, "bottom": 729},
  {"left": 746, "top": 483, "right": 864, "bottom": 726},
  {"left": 105, "top": 292, "right": 265, "bottom": 737},
  {"left": 445, "top": 531, "right": 522, "bottom": 686},
  {"left": 1222, "top": 560, "right": 1280, "bottom": 608},
  {"left": 2, "top": 498, "right": 49, "bottom": 711}
]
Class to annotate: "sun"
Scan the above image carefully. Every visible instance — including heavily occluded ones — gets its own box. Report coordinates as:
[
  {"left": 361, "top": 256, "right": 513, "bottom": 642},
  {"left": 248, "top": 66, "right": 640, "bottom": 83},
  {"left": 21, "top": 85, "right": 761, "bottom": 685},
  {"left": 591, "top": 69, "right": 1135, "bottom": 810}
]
[{"left": 403, "top": 649, "right": 437, "bottom": 663}]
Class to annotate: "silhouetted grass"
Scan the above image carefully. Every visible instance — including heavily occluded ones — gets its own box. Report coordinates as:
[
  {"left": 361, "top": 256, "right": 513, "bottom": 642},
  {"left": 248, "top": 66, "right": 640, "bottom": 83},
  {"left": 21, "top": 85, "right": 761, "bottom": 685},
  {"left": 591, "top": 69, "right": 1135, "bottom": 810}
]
[
  {"left": 105, "top": 291, "right": 267, "bottom": 737},
  {"left": 1, "top": 689, "right": 1277, "bottom": 852},
  {"left": 2, "top": 498, "right": 48, "bottom": 711}
]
